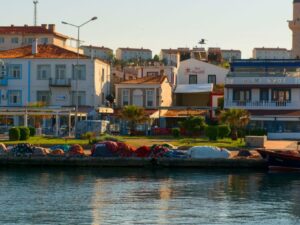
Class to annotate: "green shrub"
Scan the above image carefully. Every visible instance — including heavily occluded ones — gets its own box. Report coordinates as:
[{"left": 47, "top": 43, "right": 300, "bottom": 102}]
[
  {"left": 205, "top": 126, "right": 219, "bottom": 141},
  {"left": 172, "top": 128, "right": 180, "bottom": 138},
  {"left": 81, "top": 132, "right": 95, "bottom": 141},
  {"left": 218, "top": 125, "right": 231, "bottom": 139},
  {"left": 9, "top": 127, "right": 20, "bottom": 141},
  {"left": 19, "top": 127, "right": 30, "bottom": 141},
  {"left": 28, "top": 127, "right": 36, "bottom": 137}
]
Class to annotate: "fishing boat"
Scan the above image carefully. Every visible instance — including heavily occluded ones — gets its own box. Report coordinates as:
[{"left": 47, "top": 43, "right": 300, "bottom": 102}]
[{"left": 257, "top": 149, "right": 300, "bottom": 170}]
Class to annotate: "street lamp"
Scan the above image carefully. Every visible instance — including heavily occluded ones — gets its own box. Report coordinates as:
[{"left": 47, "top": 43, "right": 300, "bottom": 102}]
[{"left": 62, "top": 17, "right": 98, "bottom": 137}]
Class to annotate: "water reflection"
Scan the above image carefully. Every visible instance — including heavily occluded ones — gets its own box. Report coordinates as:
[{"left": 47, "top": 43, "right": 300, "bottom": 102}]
[{"left": 0, "top": 168, "right": 299, "bottom": 224}]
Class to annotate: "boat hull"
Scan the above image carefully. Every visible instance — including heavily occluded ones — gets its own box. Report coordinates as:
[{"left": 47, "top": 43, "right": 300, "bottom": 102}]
[{"left": 257, "top": 149, "right": 300, "bottom": 170}]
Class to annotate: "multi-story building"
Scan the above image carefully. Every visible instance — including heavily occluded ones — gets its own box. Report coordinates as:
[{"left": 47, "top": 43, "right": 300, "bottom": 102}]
[
  {"left": 0, "top": 44, "right": 111, "bottom": 115},
  {"left": 80, "top": 45, "right": 113, "bottom": 61},
  {"left": 116, "top": 48, "right": 152, "bottom": 61},
  {"left": 174, "top": 58, "right": 228, "bottom": 107},
  {"left": 160, "top": 49, "right": 179, "bottom": 66},
  {"left": 0, "top": 24, "right": 78, "bottom": 52},
  {"left": 221, "top": 49, "right": 242, "bottom": 61},
  {"left": 252, "top": 47, "right": 291, "bottom": 59},
  {"left": 224, "top": 59, "right": 300, "bottom": 139}
]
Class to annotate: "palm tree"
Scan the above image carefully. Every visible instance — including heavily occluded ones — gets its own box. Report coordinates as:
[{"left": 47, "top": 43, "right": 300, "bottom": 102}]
[
  {"left": 220, "top": 109, "right": 250, "bottom": 140},
  {"left": 120, "top": 105, "right": 149, "bottom": 135}
]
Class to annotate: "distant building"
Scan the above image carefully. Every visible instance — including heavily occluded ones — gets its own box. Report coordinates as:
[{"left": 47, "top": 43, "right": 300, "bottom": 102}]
[
  {"left": 159, "top": 49, "right": 178, "bottom": 66},
  {"left": 207, "top": 48, "right": 222, "bottom": 64},
  {"left": 116, "top": 48, "right": 152, "bottom": 61},
  {"left": 80, "top": 45, "right": 113, "bottom": 61},
  {"left": 0, "top": 24, "right": 78, "bottom": 52},
  {"left": 253, "top": 47, "right": 291, "bottom": 59},
  {"left": 221, "top": 49, "right": 242, "bottom": 61}
]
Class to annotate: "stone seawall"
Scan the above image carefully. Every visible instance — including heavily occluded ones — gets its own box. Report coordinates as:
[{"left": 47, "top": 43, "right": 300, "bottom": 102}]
[{"left": 0, "top": 156, "right": 268, "bottom": 170}]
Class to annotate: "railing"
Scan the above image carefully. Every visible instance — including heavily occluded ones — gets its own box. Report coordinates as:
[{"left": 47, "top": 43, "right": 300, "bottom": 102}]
[
  {"left": 225, "top": 101, "right": 299, "bottom": 109},
  {"left": 226, "top": 76, "right": 300, "bottom": 85},
  {"left": 49, "top": 78, "right": 71, "bottom": 87}
]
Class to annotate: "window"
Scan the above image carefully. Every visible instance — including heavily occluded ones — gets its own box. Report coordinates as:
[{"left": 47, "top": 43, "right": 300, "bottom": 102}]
[
  {"left": 272, "top": 89, "right": 291, "bottom": 102},
  {"left": 11, "top": 37, "right": 19, "bottom": 44},
  {"left": 8, "top": 65, "right": 22, "bottom": 79},
  {"left": 37, "top": 91, "right": 50, "bottom": 104},
  {"left": 37, "top": 65, "right": 51, "bottom": 80},
  {"left": 122, "top": 89, "right": 129, "bottom": 106},
  {"left": 8, "top": 90, "right": 22, "bottom": 105},
  {"left": 208, "top": 75, "right": 216, "bottom": 84},
  {"left": 189, "top": 74, "right": 197, "bottom": 84},
  {"left": 233, "top": 89, "right": 251, "bottom": 102},
  {"left": 102, "top": 68, "right": 105, "bottom": 82},
  {"left": 0, "top": 37, "right": 4, "bottom": 44},
  {"left": 40, "top": 38, "right": 48, "bottom": 44},
  {"left": 72, "top": 65, "right": 86, "bottom": 80},
  {"left": 55, "top": 65, "right": 66, "bottom": 80},
  {"left": 146, "top": 90, "right": 154, "bottom": 107},
  {"left": 71, "top": 91, "right": 86, "bottom": 106},
  {"left": 25, "top": 37, "right": 34, "bottom": 44},
  {"left": 260, "top": 89, "right": 269, "bottom": 101}
]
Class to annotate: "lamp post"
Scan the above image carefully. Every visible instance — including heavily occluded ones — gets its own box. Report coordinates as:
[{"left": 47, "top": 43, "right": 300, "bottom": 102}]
[{"left": 62, "top": 17, "right": 98, "bottom": 137}]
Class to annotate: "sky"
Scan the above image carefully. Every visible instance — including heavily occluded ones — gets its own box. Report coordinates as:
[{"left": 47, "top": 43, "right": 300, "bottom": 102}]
[{"left": 0, "top": 0, "right": 294, "bottom": 58}]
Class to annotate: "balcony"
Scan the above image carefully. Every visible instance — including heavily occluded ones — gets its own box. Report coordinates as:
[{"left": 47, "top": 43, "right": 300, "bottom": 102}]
[
  {"left": 226, "top": 76, "right": 300, "bottom": 87},
  {"left": 225, "top": 101, "right": 300, "bottom": 110},
  {"left": 49, "top": 78, "right": 71, "bottom": 87}
]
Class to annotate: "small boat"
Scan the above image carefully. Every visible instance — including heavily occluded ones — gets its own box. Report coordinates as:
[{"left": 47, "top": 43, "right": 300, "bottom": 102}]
[{"left": 257, "top": 149, "right": 300, "bottom": 170}]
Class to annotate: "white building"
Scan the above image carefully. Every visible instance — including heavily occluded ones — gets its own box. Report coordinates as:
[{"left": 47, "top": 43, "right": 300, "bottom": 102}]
[
  {"left": 253, "top": 47, "right": 291, "bottom": 59},
  {"left": 80, "top": 45, "right": 113, "bottom": 61},
  {"left": 0, "top": 24, "right": 78, "bottom": 53},
  {"left": 174, "top": 58, "right": 228, "bottom": 107},
  {"left": 116, "top": 48, "right": 152, "bottom": 61},
  {"left": 224, "top": 59, "right": 300, "bottom": 139},
  {"left": 221, "top": 49, "right": 242, "bottom": 61},
  {"left": 0, "top": 44, "right": 111, "bottom": 110}
]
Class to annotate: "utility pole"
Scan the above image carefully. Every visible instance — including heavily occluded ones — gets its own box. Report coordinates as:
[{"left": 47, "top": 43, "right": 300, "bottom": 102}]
[{"left": 33, "top": 1, "right": 39, "bottom": 26}]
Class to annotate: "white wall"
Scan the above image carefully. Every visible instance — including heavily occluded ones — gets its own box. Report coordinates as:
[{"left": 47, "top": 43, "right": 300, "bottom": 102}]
[{"left": 176, "top": 58, "right": 228, "bottom": 85}]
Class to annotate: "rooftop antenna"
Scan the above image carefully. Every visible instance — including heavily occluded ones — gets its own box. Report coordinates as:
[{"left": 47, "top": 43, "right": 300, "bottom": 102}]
[{"left": 33, "top": 0, "right": 39, "bottom": 26}]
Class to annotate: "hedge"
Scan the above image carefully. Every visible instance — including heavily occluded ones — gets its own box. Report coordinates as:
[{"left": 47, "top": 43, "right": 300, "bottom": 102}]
[
  {"left": 218, "top": 125, "right": 231, "bottom": 139},
  {"left": 172, "top": 128, "right": 180, "bottom": 138},
  {"left": 19, "top": 127, "right": 30, "bottom": 141},
  {"left": 29, "top": 127, "right": 36, "bottom": 137},
  {"left": 9, "top": 127, "right": 20, "bottom": 141},
  {"left": 205, "top": 126, "right": 219, "bottom": 141}
]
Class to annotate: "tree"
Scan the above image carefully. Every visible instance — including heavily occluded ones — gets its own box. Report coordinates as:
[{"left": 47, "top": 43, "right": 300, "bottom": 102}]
[
  {"left": 153, "top": 55, "right": 160, "bottom": 62},
  {"left": 178, "top": 116, "right": 206, "bottom": 136},
  {"left": 120, "top": 105, "right": 149, "bottom": 135},
  {"left": 220, "top": 109, "right": 250, "bottom": 140}
]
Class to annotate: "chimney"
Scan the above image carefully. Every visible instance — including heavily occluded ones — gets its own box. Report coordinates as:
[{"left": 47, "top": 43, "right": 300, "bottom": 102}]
[
  {"left": 41, "top": 24, "right": 48, "bottom": 29},
  {"left": 48, "top": 24, "right": 55, "bottom": 32},
  {"left": 32, "top": 39, "right": 38, "bottom": 55}
]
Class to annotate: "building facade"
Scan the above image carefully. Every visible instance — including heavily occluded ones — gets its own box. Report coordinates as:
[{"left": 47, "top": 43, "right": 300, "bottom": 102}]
[
  {"left": 0, "top": 24, "right": 78, "bottom": 52},
  {"left": 116, "top": 48, "right": 152, "bottom": 61},
  {"left": 80, "top": 45, "right": 113, "bottom": 61},
  {"left": 253, "top": 48, "right": 291, "bottom": 59},
  {"left": 115, "top": 76, "right": 172, "bottom": 108},
  {"left": 0, "top": 44, "right": 111, "bottom": 109},
  {"left": 224, "top": 59, "right": 300, "bottom": 139},
  {"left": 221, "top": 49, "right": 242, "bottom": 61}
]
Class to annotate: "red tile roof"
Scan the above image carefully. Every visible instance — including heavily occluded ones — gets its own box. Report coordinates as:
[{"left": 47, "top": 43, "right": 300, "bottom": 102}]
[
  {"left": 119, "top": 75, "right": 167, "bottom": 84},
  {"left": 0, "top": 44, "right": 88, "bottom": 59},
  {"left": 0, "top": 25, "right": 68, "bottom": 39}
]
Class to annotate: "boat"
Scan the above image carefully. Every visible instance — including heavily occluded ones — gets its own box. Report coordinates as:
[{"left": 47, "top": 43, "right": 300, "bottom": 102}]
[{"left": 257, "top": 149, "right": 300, "bottom": 170}]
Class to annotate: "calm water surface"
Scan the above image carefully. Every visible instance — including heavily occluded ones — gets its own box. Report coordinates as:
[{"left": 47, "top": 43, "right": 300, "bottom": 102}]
[{"left": 0, "top": 168, "right": 299, "bottom": 225}]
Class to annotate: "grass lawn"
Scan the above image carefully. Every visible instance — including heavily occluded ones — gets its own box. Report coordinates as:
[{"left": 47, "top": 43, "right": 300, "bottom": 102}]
[{"left": 2, "top": 135, "right": 245, "bottom": 149}]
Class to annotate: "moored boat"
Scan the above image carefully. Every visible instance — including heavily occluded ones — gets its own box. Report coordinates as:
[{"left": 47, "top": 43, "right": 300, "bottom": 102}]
[{"left": 257, "top": 149, "right": 300, "bottom": 170}]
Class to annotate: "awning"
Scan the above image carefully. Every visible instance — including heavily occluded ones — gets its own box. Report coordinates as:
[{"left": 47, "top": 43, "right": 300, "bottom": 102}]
[{"left": 174, "top": 84, "right": 213, "bottom": 94}]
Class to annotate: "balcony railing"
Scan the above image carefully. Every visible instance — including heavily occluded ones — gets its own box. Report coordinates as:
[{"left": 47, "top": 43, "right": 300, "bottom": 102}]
[
  {"left": 226, "top": 76, "right": 300, "bottom": 86},
  {"left": 225, "top": 101, "right": 299, "bottom": 110},
  {"left": 49, "top": 78, "right": 71, "bottom": 87}
]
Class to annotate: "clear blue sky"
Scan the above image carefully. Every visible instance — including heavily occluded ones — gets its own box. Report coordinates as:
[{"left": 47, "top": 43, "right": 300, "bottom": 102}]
[{"left": 0, "top": 0, "right": 293, "bottom": 58}]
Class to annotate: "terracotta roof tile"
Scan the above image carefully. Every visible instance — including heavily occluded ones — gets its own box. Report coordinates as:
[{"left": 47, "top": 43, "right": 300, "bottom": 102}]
[
  {"left": 119, "top": 75, "right": 166, "bottom": 84},
  {"left": 0, "top": 44, "right": 88, "bottom": 59},
  {"left": 0, "top": 25, "right": 68, "bottom": 39}
]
